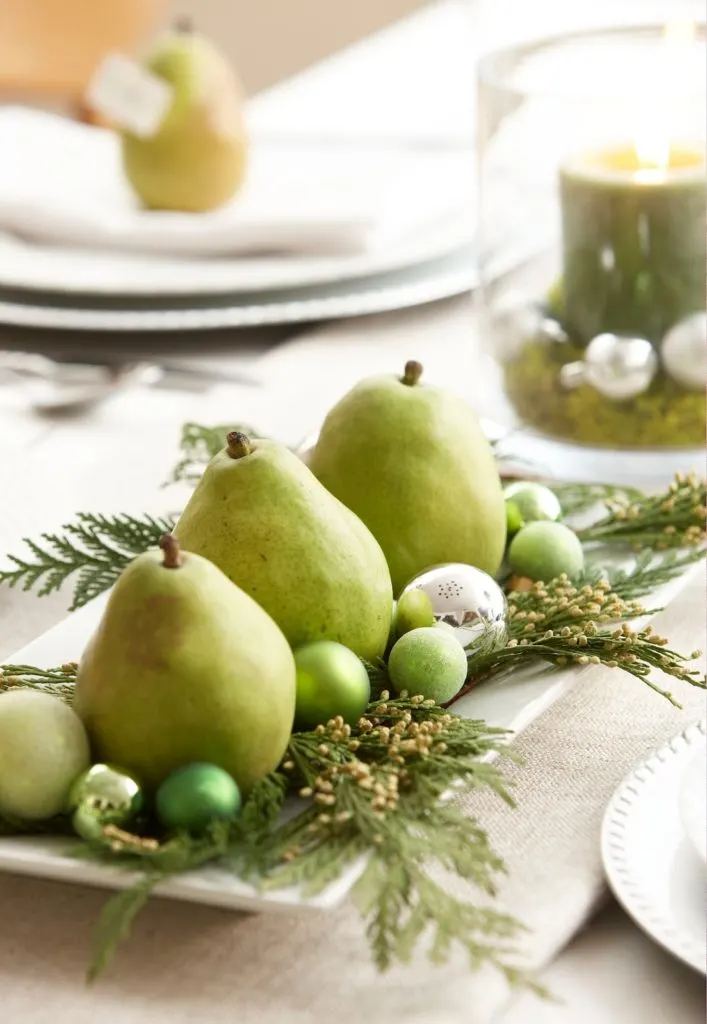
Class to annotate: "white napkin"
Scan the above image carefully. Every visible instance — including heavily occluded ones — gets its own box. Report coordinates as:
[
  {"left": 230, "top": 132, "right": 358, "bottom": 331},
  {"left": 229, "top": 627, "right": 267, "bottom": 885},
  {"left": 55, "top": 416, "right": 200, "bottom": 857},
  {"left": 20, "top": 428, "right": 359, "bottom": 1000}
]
[{"left": 0, "top": 107, "right": 472, "bottom": 258}]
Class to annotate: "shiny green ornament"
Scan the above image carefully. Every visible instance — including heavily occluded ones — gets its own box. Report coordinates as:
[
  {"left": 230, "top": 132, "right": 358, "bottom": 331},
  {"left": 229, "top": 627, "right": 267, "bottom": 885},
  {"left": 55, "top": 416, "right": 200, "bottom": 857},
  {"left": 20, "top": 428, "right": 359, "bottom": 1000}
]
[
  {"left": 156, "top": 763, "right": 241, "bottom": 834},
  {"left": 505, "top": 500, "right": 524, "bottom": 537},
  {"left": 503, "top": 481, "right": 562, "bottom": 534},
  {"left": 69, "top": 763, "right": 143, "bottom": 841},
  {"left": 508, "top": 520, "right": 584, "bottom": 582},
  {"left": 294, "top": 640, "right": 370, "bottom": 730}
]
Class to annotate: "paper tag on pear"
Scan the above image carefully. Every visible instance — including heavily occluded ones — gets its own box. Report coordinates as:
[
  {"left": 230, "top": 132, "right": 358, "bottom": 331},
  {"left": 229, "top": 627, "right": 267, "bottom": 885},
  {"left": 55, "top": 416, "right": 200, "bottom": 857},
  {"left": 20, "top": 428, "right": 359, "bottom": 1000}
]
[{"left": 85, "top": 53, "right": 173, "bottom": 137}]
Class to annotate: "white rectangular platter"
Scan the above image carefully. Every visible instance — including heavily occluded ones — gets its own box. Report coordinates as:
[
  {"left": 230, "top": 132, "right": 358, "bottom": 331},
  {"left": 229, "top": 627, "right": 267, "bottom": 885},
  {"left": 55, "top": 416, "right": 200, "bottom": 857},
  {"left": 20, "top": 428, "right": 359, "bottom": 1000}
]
[{"left": 0, "top": 567, "right": 696, "bottom": 913}]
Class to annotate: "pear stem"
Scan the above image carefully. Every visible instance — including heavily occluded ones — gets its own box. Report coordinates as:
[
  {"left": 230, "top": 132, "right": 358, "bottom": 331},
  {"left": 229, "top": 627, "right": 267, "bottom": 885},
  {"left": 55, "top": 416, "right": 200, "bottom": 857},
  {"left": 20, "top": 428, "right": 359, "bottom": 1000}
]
[
  {"left": 401, "top": 360, "right": 423, "bottom": 386},
  {"left": 173, "top": 16, "right": 193, "bottom": 33},
  {"left": 160, "top": 534, "right": 182, "bottom": 569},
  {"left": 227, "top": 432, "right": 252, "bottom": 459}
]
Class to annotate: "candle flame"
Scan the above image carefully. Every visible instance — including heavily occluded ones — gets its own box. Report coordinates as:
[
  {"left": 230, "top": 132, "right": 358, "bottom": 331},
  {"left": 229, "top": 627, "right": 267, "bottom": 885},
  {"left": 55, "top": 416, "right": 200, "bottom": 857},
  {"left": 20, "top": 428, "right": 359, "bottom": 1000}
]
[{"left": 633, "top": 21, "right": 696, "bottom": 181}]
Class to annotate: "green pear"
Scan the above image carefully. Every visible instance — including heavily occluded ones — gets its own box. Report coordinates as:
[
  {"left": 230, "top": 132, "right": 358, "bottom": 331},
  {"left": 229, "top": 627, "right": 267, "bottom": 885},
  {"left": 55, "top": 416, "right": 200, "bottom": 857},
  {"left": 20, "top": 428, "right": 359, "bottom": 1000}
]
[
  {"left": 309, "top": 360, "right": 507, "bottom": 594},
  {"left": 73, "top": 536, "right": 295, "bottom": 794},
  {"left": 173, "top": 433, "right": 393, "bottom": 661},
  {"left": 121, "top": 20, "right": 248, "bottom": 212}
]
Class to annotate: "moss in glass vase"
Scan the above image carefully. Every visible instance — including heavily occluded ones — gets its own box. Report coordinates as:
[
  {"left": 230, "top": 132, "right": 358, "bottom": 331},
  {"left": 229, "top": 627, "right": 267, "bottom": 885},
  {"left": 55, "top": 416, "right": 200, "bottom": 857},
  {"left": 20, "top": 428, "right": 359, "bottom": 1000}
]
[{"left": 504, "top": 338, "right": 706, "bottom": 449}]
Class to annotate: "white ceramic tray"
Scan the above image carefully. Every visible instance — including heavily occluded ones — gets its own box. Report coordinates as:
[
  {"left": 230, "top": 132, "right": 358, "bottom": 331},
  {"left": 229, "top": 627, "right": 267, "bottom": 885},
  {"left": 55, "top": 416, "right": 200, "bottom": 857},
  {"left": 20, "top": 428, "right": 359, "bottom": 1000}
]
[
  {"left": 0, "top": 568, "right": 695, "bottom": 912},
  {"left": 602, "top": 720, "right": 707, "bottom": 973}
]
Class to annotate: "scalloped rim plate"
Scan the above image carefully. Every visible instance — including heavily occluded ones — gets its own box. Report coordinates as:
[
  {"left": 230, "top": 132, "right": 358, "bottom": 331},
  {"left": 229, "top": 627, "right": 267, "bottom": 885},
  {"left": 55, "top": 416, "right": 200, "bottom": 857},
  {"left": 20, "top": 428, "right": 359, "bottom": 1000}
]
[{"left": 602, "top": 720, "right": 707, "bottom": 974}]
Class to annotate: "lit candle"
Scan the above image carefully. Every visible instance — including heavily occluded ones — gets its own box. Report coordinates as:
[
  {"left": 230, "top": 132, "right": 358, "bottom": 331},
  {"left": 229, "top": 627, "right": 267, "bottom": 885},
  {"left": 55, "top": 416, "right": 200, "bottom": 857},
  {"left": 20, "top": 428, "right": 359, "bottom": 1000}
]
[{"left": 558, "top": 22, "right": 706, "bottom": 346}]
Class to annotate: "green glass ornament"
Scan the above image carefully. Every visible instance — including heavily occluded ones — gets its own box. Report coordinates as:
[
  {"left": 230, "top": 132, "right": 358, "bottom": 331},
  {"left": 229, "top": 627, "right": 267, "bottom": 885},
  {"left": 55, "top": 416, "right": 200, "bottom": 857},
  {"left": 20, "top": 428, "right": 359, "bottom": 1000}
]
[
  {"left": 155, "top": 763, "right": 242, "bottom": 833},
  {"left": 69, "top": 763, "right": 144, "bottom": 841},
  {"left": 508, "top": 520, "right": 584, "bottom": 582},
  {"left": 503, "top": 482, "right": 562, "bottom": 532},
  {"left": 294, "top": 640, "right": 370, "bottom": 730},
  {"left": 505, "top": 499, "right": 524, "bottom": 537}
]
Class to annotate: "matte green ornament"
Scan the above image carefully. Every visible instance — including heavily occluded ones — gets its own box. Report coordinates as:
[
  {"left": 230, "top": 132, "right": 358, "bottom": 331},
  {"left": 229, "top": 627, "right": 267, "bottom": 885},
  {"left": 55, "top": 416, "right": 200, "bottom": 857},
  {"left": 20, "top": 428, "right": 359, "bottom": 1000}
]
[
  {"left": 508, "top": 521, "right": 584, "bottom": 582},
  {"left": 394, "top": 588, "right": 435, "bottom": 637},
  {"left": 294, "top": 640, "right": 370, "bottom": 730},
  {"left": 155, "top": 763, "right": 241, "bottom": 833},
  {"left": 387, "top": 627, "right": 467, "bottom": 704}
]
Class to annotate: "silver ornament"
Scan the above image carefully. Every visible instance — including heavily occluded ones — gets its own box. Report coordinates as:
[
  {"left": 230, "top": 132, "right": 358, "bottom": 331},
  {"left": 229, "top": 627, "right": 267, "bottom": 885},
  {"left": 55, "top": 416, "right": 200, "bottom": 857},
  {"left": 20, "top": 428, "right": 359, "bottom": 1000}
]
[
  {"left": 560, "top": 333, "right": 658, "bottom": 400},
  {"left": 661, "top": 312, "right": 707, "bottom": 391},
  {"left": 535, "top": 316, "right": 569, "bottom": 344},
  {"left": 399, "top": 564, "right": 507, "bottom": 655}
]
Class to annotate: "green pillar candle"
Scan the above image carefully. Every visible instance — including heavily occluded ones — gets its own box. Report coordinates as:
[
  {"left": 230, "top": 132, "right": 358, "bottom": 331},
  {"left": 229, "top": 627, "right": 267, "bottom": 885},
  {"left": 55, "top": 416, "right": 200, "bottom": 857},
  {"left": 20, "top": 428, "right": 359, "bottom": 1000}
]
[{"left": 559, "top": 144, "right": 706, "bottom": 345}]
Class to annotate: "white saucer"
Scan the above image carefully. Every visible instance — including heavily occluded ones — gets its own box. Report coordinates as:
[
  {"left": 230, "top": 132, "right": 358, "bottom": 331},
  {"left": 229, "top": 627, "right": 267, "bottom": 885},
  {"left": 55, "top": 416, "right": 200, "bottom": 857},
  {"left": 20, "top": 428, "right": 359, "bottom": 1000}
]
[{"left": 602, "top": 720, "right": 707, "bottom": 974}]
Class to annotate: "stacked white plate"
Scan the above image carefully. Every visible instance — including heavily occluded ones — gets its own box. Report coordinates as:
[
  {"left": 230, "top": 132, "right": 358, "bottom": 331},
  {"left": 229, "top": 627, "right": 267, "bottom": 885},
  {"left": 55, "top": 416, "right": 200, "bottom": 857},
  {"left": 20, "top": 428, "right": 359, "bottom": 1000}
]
[{"left": 0, "top": 108, "right": 477, "bottom": 334}]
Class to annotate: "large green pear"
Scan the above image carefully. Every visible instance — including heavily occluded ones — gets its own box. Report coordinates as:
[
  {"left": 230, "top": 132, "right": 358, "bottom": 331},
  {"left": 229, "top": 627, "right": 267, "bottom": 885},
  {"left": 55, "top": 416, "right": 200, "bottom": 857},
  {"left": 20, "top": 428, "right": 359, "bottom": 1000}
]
[
  {"left": 121, "top": 20, "right": 247, "bottom": 212},
  {"left": 173, "top": 434, "right": 392, "bottom": 660},
  {"left": 73, "top": 536, "right": 295, "bottom": 794},
  {"left": 309, "top": 361, "right": 507, "bottom": 594}
]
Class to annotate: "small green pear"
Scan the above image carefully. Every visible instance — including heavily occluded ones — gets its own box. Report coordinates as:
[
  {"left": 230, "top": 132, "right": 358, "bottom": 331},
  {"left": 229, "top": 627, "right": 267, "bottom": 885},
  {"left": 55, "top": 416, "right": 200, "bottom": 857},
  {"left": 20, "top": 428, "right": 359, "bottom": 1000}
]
[
  {"left": 309, "top": 361, "right": 507, "bottom": 594},
  {"left": 173, "top": 433, "right": 393, "bottom": 661},
  {"left": 121, "top": 20, "right": 248, "bottom": 212},
  {"left": 73, "top": 536, "right": 295, "bottom": 794}
]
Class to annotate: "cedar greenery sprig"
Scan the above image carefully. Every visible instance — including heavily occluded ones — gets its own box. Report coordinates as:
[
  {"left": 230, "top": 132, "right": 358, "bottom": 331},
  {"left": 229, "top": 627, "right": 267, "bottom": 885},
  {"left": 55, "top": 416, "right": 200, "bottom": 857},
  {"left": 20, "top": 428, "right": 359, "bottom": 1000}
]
[
  {"left": 457, "top": 574, "right": 705, "bottom": 707},
  {"left": 0, "top": 661, "right": 77, "bottom": 702},
  {"left": 577, "top": 473, "right": 707, "bottom": 550},
  {"left": 547, "top": 481, "right": 644, "bottom": 518},
  {"left": 0, "top": 513, "right": 175, "bottom": 611},
  {"left": 0, "top": 684, "right": 536, "bottom": 990},
  {"left": 165, "top": 421, "right": 259, "bottom": 486}
]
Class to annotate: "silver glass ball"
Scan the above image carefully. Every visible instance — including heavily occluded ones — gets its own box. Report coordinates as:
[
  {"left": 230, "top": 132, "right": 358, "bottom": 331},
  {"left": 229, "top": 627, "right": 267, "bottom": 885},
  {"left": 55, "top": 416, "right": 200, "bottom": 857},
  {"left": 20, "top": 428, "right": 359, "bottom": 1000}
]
[
  {"left": 399, "top": 563, "right": 508, "bottom": 656},
  {"left": 560, "top": 333, "right": 658, "bottom": 400},
  {"left": 661, "top": 312, "right": 707, "bottom": 391}
]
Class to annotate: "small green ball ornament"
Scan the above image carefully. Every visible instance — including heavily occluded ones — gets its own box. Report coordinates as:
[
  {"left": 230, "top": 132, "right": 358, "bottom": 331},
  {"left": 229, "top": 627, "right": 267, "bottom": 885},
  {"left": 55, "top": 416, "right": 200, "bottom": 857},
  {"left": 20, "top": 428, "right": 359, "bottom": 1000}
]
[
  {"left": 503, "top": 482, "right": 562, "bottom": 534},
  {"left": 294, "top": 640, "right": 370, "bottom": 730},
  {"left": 69, "top": 763, "right": 143, "bottom": 840},
  {"left": 505, "top": 500, "right": 524, "bottom": 537},
  {"left": 0, "top": 690, "right": 90, "bottom": 821},
  {"left": 508, "top": 520, "right": 584, "bottom": 582},
  {"left": 394, "top": 588, "right": 435, "bottom": 637},
  {"left": 156, "top": 763, "right": 241, "bottom": 834},
  {"left": 388, "top": 627, "right": 467, "bottom": 704}
]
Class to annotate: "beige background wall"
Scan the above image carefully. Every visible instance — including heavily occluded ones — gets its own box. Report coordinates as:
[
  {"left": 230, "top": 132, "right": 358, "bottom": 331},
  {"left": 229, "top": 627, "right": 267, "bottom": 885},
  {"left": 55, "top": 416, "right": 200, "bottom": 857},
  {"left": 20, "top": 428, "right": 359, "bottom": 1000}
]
[
  {"left": 164, "top": 0, "right": 429, "bottom": 94},
  {"left": 0, "top": 0, "right": 428, "bottom": 107}
]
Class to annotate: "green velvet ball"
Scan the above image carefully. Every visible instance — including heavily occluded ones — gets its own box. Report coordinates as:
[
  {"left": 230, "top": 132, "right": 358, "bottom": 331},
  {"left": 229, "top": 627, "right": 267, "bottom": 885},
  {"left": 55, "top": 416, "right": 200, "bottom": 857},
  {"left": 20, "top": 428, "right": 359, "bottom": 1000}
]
[
  {"left": 387, "top": 627, "right": 467, "bottom": 704},
  {"left": 508, "top": 521, "right": 584, "bottom": 582},
  {"left": 155, "top": 763, "right": 241, "bottom": 833},
  {"left": 294, "top": 640, "right": 370, "bottom": 730}
]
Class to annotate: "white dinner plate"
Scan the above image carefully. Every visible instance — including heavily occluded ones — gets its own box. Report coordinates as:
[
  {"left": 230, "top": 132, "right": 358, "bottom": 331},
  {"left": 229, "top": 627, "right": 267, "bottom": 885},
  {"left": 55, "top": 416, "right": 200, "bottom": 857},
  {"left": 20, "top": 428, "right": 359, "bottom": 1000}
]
[
  {"left": 0, "top": 215, "right": 472, "bottom": 299},
  {"left": 680, "top": 745, "right": 707, "bottom": 864},
  {"left": 602, "top": 720, "right": 707, "bottom": 974},
  {"left": 0, "top": 567, "right": 695, "bottom": 915},
  {"left": 0, "top": 244, "right": 477, "bottom": 332}
]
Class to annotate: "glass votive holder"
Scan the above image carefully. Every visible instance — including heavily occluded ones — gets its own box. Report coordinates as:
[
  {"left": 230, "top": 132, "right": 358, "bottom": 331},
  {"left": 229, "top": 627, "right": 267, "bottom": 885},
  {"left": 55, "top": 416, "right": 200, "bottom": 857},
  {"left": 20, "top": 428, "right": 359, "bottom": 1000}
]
[{"left": 476, "top": 19, "right": 706, "bottom": 476}]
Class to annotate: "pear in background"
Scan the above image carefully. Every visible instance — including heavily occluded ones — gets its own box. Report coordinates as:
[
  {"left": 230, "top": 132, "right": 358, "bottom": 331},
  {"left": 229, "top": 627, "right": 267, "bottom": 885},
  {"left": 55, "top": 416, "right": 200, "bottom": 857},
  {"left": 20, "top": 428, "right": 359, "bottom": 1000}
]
[
  {"left": 174, "top": 433, "right": 393, "bottom": 661},
  {"left": 121, "top": 19, "right": 247, "bottom": 211},
  {"left": 74, "top": 536, "right": 295, "bottom": 794},
  {"left": 309, "top": 361, "right": 507, "bottom": 594}
]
